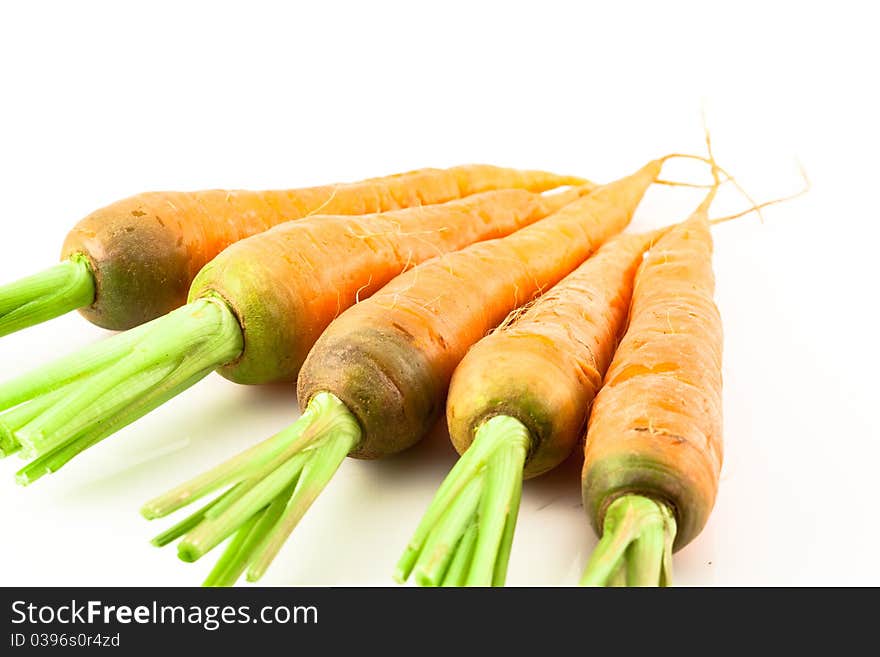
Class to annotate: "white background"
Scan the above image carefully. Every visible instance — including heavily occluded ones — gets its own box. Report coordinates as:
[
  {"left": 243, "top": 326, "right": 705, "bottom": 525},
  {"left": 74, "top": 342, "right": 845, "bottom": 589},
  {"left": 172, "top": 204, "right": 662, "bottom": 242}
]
[{"left": 0, "top": 1, "right": 877, "bottom": 586}]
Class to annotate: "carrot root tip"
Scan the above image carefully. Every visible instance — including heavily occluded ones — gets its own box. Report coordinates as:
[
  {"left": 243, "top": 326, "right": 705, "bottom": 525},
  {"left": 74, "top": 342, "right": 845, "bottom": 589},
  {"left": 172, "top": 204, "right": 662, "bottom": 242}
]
[
  {"left": 0, "top": 255, "right": 95, "bottom": 339},
  {"left": 395, "top": 415, "right": 530, "bottom": 587},
  {"left": 0, "top": 297, "right": 243, "bottom": 483},
  {"left": 580, "top": 495, "right": 676, "bottom": 587},
  {"left": 143, "top": 392, "right": 360, "bottom": 587}
]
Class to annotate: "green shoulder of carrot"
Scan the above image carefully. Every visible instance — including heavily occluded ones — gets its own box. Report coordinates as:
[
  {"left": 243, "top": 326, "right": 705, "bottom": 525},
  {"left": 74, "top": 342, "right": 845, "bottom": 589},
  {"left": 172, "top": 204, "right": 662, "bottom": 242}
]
[{"left": 0, "top": 164, "right": 588, "bottom": 339}]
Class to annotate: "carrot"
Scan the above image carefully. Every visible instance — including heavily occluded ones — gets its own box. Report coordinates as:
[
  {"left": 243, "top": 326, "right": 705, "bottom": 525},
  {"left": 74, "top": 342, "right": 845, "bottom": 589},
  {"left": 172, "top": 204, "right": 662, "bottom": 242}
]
[
  {"left": 0, "top": 165, "right": 584, "bottom": 337},
  {"left": 395, "top": 227, "right": 666, "bottom": 586},
  {"left": 141, "top": 159, "right": 667, "bottom": 586},
  {"left": 579, "top": 192, "right": 723, "bottom": 587},
  {"left": 0, "top": 183, "right": 594, "bottom": 481}
]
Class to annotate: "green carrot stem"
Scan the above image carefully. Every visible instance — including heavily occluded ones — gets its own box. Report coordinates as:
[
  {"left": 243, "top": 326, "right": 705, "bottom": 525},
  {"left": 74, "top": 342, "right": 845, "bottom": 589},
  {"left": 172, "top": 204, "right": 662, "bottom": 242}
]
[
  {"left": 146, "top": 392, "right": 361, "bottom": 585},
  {"left": 202, "top": 512, "right": 263, "bottom": 588},
  {"left": 608, "top": 562, "right": 628, "bottom": 587},
  {"left": 0, "top": 312, "right": 156, "bottom": 413},
  {"left": 466, "top": 436, "right": 528, "bottom": 586},
  {"left": 0, "top": 255, "right": 95, "bottom": 338},
  {"left": 491, "top": 472, "right": 523, "bottom": 587},
  {"left": 206, "top": 482, "right": 298, "bottom": 587},
  {"left": 14, "top": 367, "right": 210, "bottom": 486},
  {"left": 17, "top": 298, "right": 240, "bottom": 454},
  {"left": 394, "top": 417, "right": 516, "bottom": 579},
  {"left": 178, "top": 451, "right": 310, "bottom": 562},
  {"left": 142, "top": 408, "right": 319, "bottom": 520},
  {"left": 626, "top": 523, "right": 666, "bottom": 586},
  {"left": 150, "top": 486, "right": 242, "bottom": 548},
  {"left": 246, "top": 425, "right": 356, "bottom": 582},
  {"left": 0, "top": 428, "right": 16, "bottom": 457},
  {"left": 441, "top": 522, "right": 479, "bottom": 587},
  {"left": 1, "top": 296, "right": 243, "bottom": 483},
  {"left": 17, "top": 360, "right": 176, "bottom": 457},
  {"left": 660, "top": 513, "right": 675, "bottom": 587},
  {"left": 412, "top": 477, "right": 483, "bottom": 587},
  {"left": 579, "top": 495, "right": 677, "bottom": 587},
  {"left": 0, "top": 385, "right": 74, "bottom": 457},
  {"left": 395, "top": 415, "right": 531, "bottom": 587}
]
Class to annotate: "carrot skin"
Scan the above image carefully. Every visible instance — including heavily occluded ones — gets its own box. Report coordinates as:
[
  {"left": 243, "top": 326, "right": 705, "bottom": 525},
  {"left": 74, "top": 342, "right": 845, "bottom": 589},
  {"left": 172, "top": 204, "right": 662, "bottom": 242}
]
[
  {"left": 298, "top": 160, "right": 663, "bottom": 460},
  {"left": 581, "top": 211, "right": 723, "bottom": 551},
  {"left": 61, "top": 166, "right": 585, "bottom": 330},
  {"left": 446, "top": 230, "right": 661, "bottom": 479}
]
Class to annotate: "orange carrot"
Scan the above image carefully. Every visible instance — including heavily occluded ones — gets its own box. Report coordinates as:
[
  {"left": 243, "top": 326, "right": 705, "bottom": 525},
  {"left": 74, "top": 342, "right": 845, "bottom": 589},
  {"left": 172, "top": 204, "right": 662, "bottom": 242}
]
[
  {"left": 141, "top": 158, "right": 667, "bottom": 586},
  {"left": 580, "top": 193, "right": 723, "bottom": 587},
  {"left": 396, "top": 227, "right": 665, "bottom": 586},
  {"left": 0, "top": 184, "right": 593, "bottom": 481},
  {"left": 0, "top": 165, "right": 584, "bottom": 336}
]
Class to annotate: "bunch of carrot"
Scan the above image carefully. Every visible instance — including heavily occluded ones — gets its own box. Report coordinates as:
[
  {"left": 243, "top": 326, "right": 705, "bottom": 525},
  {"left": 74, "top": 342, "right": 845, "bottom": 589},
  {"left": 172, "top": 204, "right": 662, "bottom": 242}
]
[{"left": 0, "top": 143, "right": 801, "bottom": 587}]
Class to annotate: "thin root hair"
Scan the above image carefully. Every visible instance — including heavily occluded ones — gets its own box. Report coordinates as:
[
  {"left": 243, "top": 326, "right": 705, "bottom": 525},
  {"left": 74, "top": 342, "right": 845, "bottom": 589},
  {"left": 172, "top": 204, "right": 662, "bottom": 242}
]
[{"left": 305, "top": 186, "right": 340, "bottom": 218}]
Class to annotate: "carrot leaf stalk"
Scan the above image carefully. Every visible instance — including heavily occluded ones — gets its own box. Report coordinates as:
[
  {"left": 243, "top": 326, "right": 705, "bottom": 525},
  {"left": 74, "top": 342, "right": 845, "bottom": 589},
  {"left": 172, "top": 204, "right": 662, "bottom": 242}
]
[
  {"left": 0, "top": 255, "right": 95, "bottom": 338},
  {"left": 0, "top": 297, "right": 242, "bottom": 483},
  {"left": 580, "top": 495, "right": 677, "bottom": 587},
  {"left": 142, "top": 392, "right": 361, "bottom": 586},
  {"left": 395, "top": 415, "right": 530, "bottom": 587}
]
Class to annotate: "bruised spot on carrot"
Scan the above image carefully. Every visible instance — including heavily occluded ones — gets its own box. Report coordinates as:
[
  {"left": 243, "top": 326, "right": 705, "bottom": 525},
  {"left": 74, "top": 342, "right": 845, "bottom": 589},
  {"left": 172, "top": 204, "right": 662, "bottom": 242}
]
[{"left": 390, "top": 321, "right": 415, "bottom": 342}]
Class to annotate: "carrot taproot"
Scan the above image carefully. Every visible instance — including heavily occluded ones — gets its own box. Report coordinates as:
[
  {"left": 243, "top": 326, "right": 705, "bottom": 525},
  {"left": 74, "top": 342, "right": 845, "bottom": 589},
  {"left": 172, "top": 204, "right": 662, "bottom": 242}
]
[
  {"left": 141, "top": 158, "right": 667, "bottom": 585},
  {"left": 395, "top": 227, "right": 666, "bottom": 586},
  {"left": 579, "top": 193, "right": 723, "bottom": 587},
  {"left": 0, "top": 165, "right": 584, "bottom": 336},
  {"left": 0, "top": 183, "right": 594, "bottom": 480}
]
